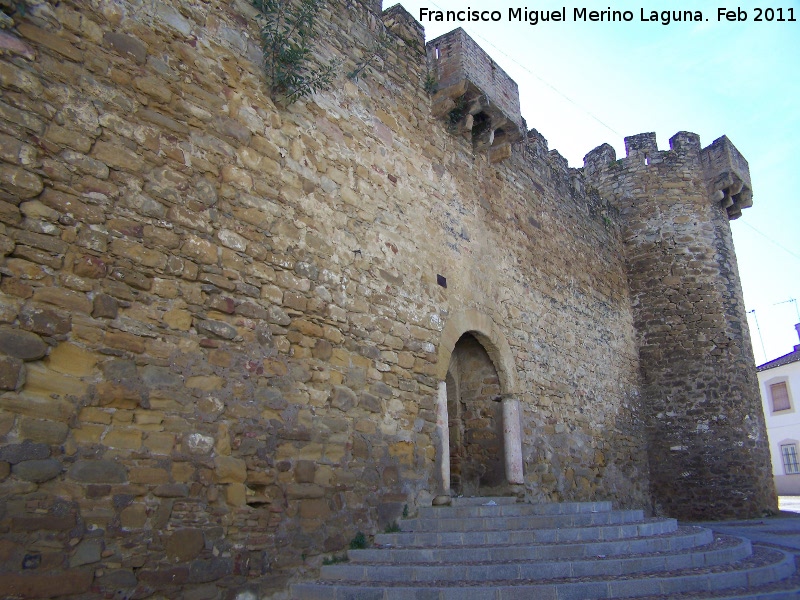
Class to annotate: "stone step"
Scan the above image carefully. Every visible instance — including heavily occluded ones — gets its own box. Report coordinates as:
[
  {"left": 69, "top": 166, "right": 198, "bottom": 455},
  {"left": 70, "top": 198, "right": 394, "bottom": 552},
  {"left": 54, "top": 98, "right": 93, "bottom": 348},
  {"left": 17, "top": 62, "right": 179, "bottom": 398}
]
[
  {"left": 399, "top": 509, "right": 645, "bottom": 532},
  {"left": 448, "top": 496, "right": 519, "bottom": 506},
  {"left": 291, "top": 546, "right": 795, "bottom": 600},
  {"left": 373, "top": 517, "right": 678, "bottom": 547},
  {"left": 417, "top": 499, "right": 613, "bottom": 518},
  {"left": 321, "top": 535, "right": 752, "bottom": 583},
  {"left": 350, "top": 525, "right": 713, "bottom": 563}
]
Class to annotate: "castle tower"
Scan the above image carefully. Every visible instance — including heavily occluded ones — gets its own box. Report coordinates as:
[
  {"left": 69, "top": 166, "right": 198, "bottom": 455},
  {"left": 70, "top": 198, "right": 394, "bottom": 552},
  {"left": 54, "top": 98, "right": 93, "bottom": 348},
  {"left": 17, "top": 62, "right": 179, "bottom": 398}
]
[{"left": 585, "top": 132, "right": 777, "bottom": 519}]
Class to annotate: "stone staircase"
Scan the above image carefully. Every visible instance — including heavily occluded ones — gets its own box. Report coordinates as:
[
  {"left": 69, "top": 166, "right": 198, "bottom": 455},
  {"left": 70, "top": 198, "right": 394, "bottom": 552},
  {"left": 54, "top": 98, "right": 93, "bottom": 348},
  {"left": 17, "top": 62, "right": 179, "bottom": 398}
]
[{"left": 291, "top": 497, "right": 800, "bottom": 599}]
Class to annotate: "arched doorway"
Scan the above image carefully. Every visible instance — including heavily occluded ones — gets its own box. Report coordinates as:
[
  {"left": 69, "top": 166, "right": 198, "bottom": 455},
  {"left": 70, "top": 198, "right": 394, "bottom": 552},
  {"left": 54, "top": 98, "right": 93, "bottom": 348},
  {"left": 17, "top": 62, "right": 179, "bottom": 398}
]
[{"left": 446, "top": 333, "right": 506, "bottom": 496}]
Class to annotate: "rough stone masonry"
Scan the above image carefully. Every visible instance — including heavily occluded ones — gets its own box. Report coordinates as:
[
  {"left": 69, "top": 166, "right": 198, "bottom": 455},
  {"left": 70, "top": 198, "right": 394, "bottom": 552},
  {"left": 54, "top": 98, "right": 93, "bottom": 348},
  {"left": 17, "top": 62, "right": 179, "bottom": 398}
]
[{"left": 0, "top": 0, "right": 776, "bottom": 598}]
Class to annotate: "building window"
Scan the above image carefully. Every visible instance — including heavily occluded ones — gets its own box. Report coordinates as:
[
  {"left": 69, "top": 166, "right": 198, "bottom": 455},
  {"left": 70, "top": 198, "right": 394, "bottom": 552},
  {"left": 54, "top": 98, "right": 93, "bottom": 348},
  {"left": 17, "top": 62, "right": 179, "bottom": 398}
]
[
  {"left": 781, "top": 444, "right": 800, "bottom": 475},
  {"left": 771, "top": 382, "right": 791, "bottom": 412}
]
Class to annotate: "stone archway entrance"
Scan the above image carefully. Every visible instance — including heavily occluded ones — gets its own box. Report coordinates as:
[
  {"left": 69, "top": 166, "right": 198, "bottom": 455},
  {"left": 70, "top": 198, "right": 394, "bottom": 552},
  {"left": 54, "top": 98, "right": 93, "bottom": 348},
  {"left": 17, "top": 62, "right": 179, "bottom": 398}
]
[
  {"left": 434, "top": 310, "right": 524, "bottom": 498},
  {"left": 446, "top": 334, "right": 506, "bottom": 495}
]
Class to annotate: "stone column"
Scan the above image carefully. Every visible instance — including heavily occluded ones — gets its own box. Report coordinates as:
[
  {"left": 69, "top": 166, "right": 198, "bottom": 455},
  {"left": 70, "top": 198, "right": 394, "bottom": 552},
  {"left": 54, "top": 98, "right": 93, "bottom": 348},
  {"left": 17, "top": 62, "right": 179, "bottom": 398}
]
[
  {"left": 502, "top": 396, "right": 524, "bottom": 484},
  {"left": 436, "top": 381, "right": 450, "bottom": 494}
]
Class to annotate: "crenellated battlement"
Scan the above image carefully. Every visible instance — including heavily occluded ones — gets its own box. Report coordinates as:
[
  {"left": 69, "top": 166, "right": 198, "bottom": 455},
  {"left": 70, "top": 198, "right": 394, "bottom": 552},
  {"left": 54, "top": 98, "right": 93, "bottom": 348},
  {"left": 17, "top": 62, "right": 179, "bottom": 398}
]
[{"left": 583, "top": 131, "right": 753, "bottom": 221}]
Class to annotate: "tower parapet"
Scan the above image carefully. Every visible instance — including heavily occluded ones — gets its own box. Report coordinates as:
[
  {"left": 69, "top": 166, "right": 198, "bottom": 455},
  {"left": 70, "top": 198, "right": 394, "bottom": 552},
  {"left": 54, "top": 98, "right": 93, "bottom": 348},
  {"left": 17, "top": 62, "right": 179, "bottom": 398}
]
[
  {"left": 584, "top": 132, "right": 776, "bottom": 520},
  {"left": 701, "top": 135, "right": 753, "bottom": 220},
  {"left": 426, "top": 28, "right": 524, "bottom": 162}
]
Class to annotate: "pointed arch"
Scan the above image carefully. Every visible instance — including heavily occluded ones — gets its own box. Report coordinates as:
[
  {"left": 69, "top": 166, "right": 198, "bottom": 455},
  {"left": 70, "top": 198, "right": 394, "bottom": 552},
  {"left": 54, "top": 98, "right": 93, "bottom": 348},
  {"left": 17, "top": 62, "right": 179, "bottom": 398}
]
[{"left": 437, "top": 309, "right": 519, "bottom": 396}]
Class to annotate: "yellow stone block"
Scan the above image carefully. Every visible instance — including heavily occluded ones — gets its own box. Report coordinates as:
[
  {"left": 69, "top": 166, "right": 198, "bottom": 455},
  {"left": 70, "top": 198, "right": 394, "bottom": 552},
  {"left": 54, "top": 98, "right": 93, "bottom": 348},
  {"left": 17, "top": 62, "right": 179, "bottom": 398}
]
[
  {"left": 172, "top": 462, "right": 194, "bottom": 482},
  {"left": 112, "top": 410, "right": 134, "bottom": 424},
  {"left": 0, "top": 392, "right": 74, "bottom": 421},
  {"left": 226, "top": 482, "right": 247, "bottom": 506},
  {"left": 79, "top": 407, "right": 112, "bottom": 424},
  {"left": 72, "top": 423, "right": 105, "bottom": 444},
  {"left": 214, "top": 455, "right": 247, "bottom": 483},
  {"left": 186, "top": 375, "right": 224, "bottom": 391},
  {"left": 45, "top": 343, "right": 99, "bottom": 377},
  {"left": 163, "top": 308, "right": 192, "bottom": 331},
  {"left": 25, "top": 363, "right": 88, "bottom": 398},
  {"left": 103, "top": 429, "right": 142, "bottom": 450},
  {"left": 389, "top": 441, "right": 415, "bottom": 465},
  {"left": 144, "top": 432, "right": 175, "bottom": 455},
  {"left": 129, "top": 467, "right": 170, "bottom": 484},
  {"left": 134, "top": 410, "right": 164, "bottom": 426}
]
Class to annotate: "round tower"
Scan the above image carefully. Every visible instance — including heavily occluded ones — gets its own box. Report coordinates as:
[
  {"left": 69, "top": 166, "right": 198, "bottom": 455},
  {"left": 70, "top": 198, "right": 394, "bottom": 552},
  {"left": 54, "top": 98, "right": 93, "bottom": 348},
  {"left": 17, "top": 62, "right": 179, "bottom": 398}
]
[{"left": 585, "top": 132, "right": 776, "bottom": 519}]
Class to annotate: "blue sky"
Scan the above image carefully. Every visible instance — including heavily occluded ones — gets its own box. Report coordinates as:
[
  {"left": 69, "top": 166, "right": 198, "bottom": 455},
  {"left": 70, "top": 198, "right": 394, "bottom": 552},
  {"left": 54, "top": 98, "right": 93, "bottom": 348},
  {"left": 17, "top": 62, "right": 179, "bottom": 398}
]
[{"left": 393, "top": 0, "right": 800, "bottom": 363}]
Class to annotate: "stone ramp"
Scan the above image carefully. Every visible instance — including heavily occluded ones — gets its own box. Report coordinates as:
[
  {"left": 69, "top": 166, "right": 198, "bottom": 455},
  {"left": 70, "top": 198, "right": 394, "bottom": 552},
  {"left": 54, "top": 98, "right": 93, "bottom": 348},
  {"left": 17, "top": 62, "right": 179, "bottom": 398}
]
[{"left": 290, "top": 497, "right": 800, "bottom": 599}]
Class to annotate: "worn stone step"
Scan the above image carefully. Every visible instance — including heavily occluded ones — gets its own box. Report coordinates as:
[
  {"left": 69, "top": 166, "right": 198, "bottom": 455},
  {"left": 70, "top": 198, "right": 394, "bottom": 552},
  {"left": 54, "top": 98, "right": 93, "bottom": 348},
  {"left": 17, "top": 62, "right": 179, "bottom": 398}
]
[
  {"left": 417, "top": 500, "right": 613, "bottom": 518},
  {"left": 321, "top": 535, "right": 752, "bottom": 583},
  {"left": 373, "top": 517, "right": 678, "bottom": 547},
  {"left": 291, "top": 546, "right": 795, "bottom": 600},
  {"left": 350, "top": 526, "right": 713, "bottom": 563},
  {"left": 448, "top": 496, "right": 519, "bottom": 507},
  {"left": 399, "top": 509, "right": 645, "bottom": 532}
]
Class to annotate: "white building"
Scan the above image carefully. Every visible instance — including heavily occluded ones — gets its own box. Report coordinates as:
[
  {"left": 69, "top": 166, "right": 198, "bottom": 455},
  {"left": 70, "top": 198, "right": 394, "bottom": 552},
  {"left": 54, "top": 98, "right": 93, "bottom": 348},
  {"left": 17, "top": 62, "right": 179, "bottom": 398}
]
[{"left": 758, "top": 324, "right": 800, "bottom": 495}]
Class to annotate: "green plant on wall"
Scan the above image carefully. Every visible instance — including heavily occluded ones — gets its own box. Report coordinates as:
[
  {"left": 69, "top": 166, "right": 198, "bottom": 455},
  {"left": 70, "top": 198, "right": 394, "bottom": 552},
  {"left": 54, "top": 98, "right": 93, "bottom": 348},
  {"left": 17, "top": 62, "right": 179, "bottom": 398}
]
[{"left": 251, "top": 0, "right": 337, "bottom": 103}]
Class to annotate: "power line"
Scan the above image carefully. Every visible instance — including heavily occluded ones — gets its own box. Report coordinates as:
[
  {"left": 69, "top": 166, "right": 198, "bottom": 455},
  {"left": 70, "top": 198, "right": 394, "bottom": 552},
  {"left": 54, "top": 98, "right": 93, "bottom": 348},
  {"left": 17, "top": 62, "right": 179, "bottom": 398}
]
[{"left": 737, "top": 220, "right": 800, "bottom": 262}]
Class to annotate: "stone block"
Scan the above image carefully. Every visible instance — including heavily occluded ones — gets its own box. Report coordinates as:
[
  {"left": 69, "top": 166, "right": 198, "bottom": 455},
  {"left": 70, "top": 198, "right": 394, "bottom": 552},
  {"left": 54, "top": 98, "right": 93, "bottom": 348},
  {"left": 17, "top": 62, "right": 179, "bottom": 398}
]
[
  {"left": 32, "top": 287, "right": 92, "bottom": 314},
  {"left": 17, "top": 22, "right": 84, "bottom": 62},
  {"left": 163, "top": 308, "right": 193, "bottom": 330},
  {"left": 25, "top": 363, "right": 87, "bottom": 398},
  {"left": 104, "top": 331, "right": 146, "bottom": 354},
  {"left": 0, "top": 392, "right": 74, "bottom": 422},
  {"left": 226, "top": 482, "right": 247, "bottom": 506},
  {"left": 330, "top": 385, "right": 358, "bottom": 412},
  {"left": 18, "top": 417, "right": 68, "bottom": 444},
  {"left": 196, "top": 319, "right": 237, "bottom": 340},
  {"left": 214, "top": 456, "right": 246, "bottom": 483},
  {"left": 298, "top": 498, "right": 330, "bottom": 519},
  {"left": 45, "top": 343, "right": 98, "bottom": 377},
  {"left": 120, "top": 503, "right": 147, "bottom": 529},
  {"left": 295, "top": 460, "right": 316, "bottom": 483},
  {"left": 12, "top": 458, "right": 61, "bottom": 482},
  {"left": 0, "top": 326, "right": 46, "bottom": 361},
  {"left": 0, "top": 356, "right": 23, "bottom": 390},
  {"left": 69, "top": 459, "right": 126, "bottom": 483},
  {"left": 166, "top": 528, "right": 205, "bottom": 562},
  {"left": 144, "top": 432, "right": 175, "bottom": 455},
  {"left": 186, "top": 375, "right": 225, "bottom": 391},
  {"left": 104, "top": 31, "right": 147, "bottom": 64},
  {"left": 0, "top": 569, "right": 93, "bottom": 599},
  {"left": 92, "top": 141, "right": 145, "bottom": 173},
  {"left": 69, "top": 539, "right": 103, "bottom": 568},
  {"left": 79, "top": 407, "right": 112, "bottom": 424},
  {"left": 19, "top": 305, "right": 71, "bottom": 336},
  {"left": 92, "top": 294, "right": 119, "bottom": 319},
  {"left": 153, "top": 483, "right": 189, "bottom": 497},
  {"left": 103, "top": 429, "right": 142, "bottom": 450},
  {"left": 129, "top": 467, "right": 170, "bottom": 484},
  {"left": 72, "top": 424, "right": 104, "bottom": 444},
  {"left": 389, "top": 441, "right": 415, "bottom": 465},
  {"left": 182, "top": 236, "right": 218, "bottom": 265},
  {"left": 0, "top": 440, "right": 50, "bottom": 463},
  {"left": 0, "top": 163, "right": 43, "bottom": 199}
]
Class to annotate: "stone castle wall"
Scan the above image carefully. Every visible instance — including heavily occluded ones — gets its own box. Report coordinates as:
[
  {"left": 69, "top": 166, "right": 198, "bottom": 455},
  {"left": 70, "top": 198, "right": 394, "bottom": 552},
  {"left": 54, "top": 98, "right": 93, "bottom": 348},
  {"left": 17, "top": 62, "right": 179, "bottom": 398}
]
[
  {"left": 584, "top": 133, "right": 777, "bottom": 520},
  {"left": 0, "top": 0, "right": 652, "bottom": 597}
]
